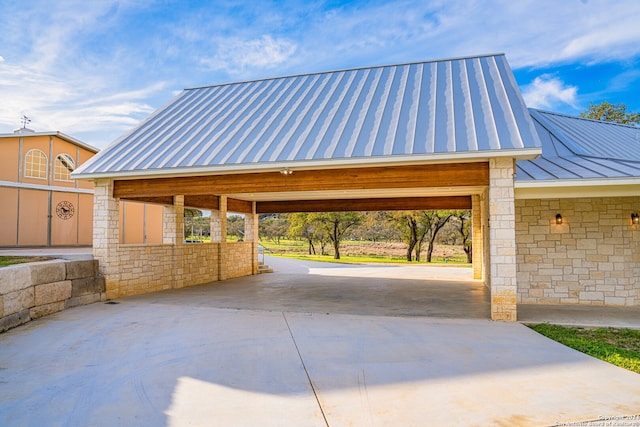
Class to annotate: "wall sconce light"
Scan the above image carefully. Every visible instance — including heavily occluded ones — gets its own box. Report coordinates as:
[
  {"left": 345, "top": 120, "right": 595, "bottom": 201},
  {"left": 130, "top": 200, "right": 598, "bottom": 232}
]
[
  {"left": 280, "top": 168, "right": 293, "bottom": 175},
  {"left": 555, "top": 213, "right": 563, "bottom": 225},
  {"left": 632, "top": 212, "right": 639, "bottom": 225}
]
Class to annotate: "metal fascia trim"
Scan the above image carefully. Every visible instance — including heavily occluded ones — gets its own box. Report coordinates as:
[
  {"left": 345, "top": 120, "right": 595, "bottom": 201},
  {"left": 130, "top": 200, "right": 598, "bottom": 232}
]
[{"left": 72, "top": 148, "right": 541, "bottom": 180}]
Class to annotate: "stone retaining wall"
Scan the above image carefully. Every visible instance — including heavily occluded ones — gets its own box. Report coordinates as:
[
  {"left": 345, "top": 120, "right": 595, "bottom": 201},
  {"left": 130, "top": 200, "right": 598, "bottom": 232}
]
[
  {"left": 0, "top": 259, "right": 105, "bottom": 333},
  {"left": 516, "top": 196, "right": 640, "bottom": 306}
]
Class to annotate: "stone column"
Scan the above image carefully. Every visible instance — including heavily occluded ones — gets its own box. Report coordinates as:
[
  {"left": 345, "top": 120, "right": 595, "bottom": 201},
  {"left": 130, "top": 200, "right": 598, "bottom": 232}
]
[
  {"left": 210, "top": 196, "right": 227, "bottom": 243},
  {"left": 214, "top": 196, "right": 228, "bottom": 280},
  {"left": 488, "top": 158, "right": 517, "bottom": 321},
  {"left": 93, "top": 179, "right": 120, "bottom": 299},
  {"left": 244, "top": 202, "right": 259, "bottom": 275},
  {"left": 163, "top": 195, "right": 184, "bottom": 245},
  {"left": 482, "top": 188, "right": 490, "bottom": 286},
  {"left": 472, "top": 194, "right": 483, "bottom": 280}
]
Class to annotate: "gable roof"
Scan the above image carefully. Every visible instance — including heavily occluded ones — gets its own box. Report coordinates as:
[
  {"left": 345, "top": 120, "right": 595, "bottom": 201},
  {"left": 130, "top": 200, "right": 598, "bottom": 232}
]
[
  {"left": 74, "top": 54, "right": 541, "bottom": 179},
  {"left": 516, "top": 109, "right": 640, "bottom": 186}
]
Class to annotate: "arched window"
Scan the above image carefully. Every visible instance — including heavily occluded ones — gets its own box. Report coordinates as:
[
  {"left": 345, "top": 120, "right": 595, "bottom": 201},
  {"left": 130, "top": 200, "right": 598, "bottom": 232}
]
[
  {"left": 24, "top": 149, "right": 48, "bottom": 179},
  {"left": 54, "top": 153, "right": 75, "bottom": 182}
]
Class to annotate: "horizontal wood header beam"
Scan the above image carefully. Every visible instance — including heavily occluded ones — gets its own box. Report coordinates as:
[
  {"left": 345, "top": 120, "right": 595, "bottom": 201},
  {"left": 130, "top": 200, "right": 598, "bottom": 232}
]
[
  {"left": 257, "top": 196, "right": 472, "bottom": 214},
  {"left": 184, "top": 195, "right": 219, "bottom": 210},
  {"left": 119, "top": 196, "right": 174, "bottom": 206},
  {"left": 113, "top": 163, "right": 489, "bottom": 199},
  {"left": 227, "top": 198, "right": 253, "bottom": 214}
]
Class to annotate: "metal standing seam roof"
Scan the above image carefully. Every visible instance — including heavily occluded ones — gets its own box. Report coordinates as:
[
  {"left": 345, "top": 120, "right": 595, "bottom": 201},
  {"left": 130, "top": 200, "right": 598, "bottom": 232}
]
[
  {"left": 516, "top": 109, "right": 640, "bottom": 184},
  {"left": 73, "top": 53, "right": 541, "bottom": 179}
]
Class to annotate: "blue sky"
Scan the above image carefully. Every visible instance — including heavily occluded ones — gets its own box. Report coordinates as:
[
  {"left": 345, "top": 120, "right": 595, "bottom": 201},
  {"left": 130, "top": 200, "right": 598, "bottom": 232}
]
[{"left": 1, "top": 0, "right": 639, "bottom": 149}]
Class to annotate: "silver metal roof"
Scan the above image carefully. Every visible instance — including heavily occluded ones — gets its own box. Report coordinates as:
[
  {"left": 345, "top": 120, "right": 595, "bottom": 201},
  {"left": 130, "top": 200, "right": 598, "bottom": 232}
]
[
  {"left": 516, "top": 109, "right": 640, "bottom": 182},
  {"left": 74, "top": 54, "right": 541, "bottom": 179}
]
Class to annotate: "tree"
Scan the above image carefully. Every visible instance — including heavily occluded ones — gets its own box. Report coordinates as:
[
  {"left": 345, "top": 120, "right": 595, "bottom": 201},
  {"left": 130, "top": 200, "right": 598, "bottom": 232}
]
[
  {"left": 316, "top": 212, "right": 363, "bottom": 259},
  {"left": 420, "top": 210, "right": 455, "bottom": 263},
  {"left": 392, "top": 211, "right": 421, "bottom": 261},
  {"left": 350, "top": 211, "right": 400, "bottom": 242},
  {"left": 184, "top": 208, "right": 206, "bottom": 239},
  {"left": 259, "top": 214, "right": 289, "bottom": 244},
  {"left": 581, "top": 101, "right": 640, "bottom": 126},
  {"left": 226, "top": 214, "right": 245, "bottom": 240},
  {"left": 288, "top": 213, "right": 320, "bottom": 254},
  {"left": 451, "top": 210, "right": 472, "bottom": 263}
]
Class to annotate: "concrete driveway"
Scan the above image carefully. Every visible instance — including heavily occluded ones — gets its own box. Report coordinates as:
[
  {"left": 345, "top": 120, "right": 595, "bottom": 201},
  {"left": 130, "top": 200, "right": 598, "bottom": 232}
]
[{"left": 1, "top": 257, "right": 640, "bottom": 426}]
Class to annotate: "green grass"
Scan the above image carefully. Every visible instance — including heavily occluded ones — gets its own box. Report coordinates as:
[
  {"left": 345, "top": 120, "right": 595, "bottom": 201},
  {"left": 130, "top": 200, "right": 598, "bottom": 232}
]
[
  {"left": 260, "top": 239, "right": 470, "bottom": 265},
  {"left": 268, "top": 252, "right": 471, "bottom": 265},
  {"left": 0, "top": 256, "right": 52, "bottom": 267},
  {"left": 529, "top": 324, "right": 640, "bottom": 373}
]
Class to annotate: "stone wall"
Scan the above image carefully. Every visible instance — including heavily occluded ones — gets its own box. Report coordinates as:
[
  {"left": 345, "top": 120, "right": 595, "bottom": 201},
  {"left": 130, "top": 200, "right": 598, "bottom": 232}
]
[
  {"left": 222, "top": 242, "right": 254, "bottom": 280},
  {"left": 0, "top": 259, "right": 105, "bottom": 333},
  {"left": 107, "top": 243, "right": 220, "bottom": 299},
  {"left": 516, "top": 196, "right": 640, "bottom": 306}
]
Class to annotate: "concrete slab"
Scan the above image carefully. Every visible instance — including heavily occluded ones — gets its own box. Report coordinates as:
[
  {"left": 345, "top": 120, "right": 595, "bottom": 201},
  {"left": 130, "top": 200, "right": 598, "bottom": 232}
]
[
  {"left": 139, "top": 256, "right": 489, "bottom": 319},
  {"left": 286, "top": 312, "right": 640, "bottom": 426},
  {"left": 0, "top": 302, "right": 325, "bottom": 427},
  {"left": 1, "top": 257, "right": 639, "bottom": 425}
]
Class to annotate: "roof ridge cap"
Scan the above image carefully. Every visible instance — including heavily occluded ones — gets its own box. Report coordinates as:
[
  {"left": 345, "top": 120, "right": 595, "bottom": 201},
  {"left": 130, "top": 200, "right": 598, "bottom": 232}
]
[
  {"left": 529, "top": 108, "right": 640, "bottom": 129},
  {"left": 186, "top": 53, "right": 507, "bottom": 91}
]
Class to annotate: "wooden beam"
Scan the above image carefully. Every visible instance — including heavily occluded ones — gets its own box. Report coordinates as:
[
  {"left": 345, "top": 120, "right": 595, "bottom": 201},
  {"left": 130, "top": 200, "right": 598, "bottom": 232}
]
[
  {"left": 257, "top": 196, "right": 472, "bottom": 213},
  {"left": 184, "top": 195, "right": 219, "bottom": 210},
  {"left": 113, "top": 163, "right": 489, "bottom": 198},
  {"left": 119, "top": 196, "right": 174, "bottom": 205},
  {"left": 227, "top": 198, "right": 253, "bottom": 214}
]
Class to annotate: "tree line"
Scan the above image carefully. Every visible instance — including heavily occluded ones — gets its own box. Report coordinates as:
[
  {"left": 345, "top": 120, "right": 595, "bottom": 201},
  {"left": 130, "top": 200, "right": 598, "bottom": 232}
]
[{"left": 260, "top": 210, "right": 472, "bottom": 262}]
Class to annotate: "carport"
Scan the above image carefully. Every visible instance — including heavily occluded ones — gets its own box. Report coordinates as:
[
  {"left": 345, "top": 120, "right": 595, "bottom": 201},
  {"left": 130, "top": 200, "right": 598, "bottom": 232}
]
[{"left": 73, "top": 54, "right": 542, "bottom": 321}]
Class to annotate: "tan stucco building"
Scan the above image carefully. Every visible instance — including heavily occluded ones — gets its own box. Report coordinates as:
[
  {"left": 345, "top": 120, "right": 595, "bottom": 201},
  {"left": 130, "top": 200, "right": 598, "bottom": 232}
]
[{"left": 0, "top": 129, "right": 163, "bottom": 247}]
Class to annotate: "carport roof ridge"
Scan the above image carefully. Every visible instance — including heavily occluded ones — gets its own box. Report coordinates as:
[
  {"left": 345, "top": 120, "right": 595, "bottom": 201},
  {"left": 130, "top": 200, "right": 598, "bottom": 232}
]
[
  {"left": 516, "top": 109, "right": 640, "bottom": 184},
  {"left": 74, "top": 53, "right": 542, "bottom": 179}
]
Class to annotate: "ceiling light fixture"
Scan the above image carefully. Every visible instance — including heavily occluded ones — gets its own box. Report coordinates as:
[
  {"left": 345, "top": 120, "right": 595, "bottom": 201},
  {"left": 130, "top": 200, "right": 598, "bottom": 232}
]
[{"left": 280, "top": 168, "right": 293, "bottom": 175}]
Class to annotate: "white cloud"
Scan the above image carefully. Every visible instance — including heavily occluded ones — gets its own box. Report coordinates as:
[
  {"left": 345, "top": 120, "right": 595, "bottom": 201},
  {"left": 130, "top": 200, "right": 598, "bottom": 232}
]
[
  {"left": 201, "top": 35, "right": 297, "bottom": 75},
  {"left": 521, "top": 75, "right": 578, "bottom": 110},
  {"left": 286, "top": 0, "right": 640, "bottom": 70}
]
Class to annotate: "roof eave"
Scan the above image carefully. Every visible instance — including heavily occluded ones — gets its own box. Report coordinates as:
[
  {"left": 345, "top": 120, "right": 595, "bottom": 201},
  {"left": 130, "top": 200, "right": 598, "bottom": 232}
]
[
  {"left": 73, "top": 148, "right": 541, "bottom": 181},
  {"left": 515, "top": 177, "right": 640, "bottom": 199}
]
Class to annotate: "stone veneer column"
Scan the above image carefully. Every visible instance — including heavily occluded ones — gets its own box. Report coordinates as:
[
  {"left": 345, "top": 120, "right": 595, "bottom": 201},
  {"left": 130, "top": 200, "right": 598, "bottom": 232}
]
[
  {"left": 489, "top": 158, "right": 517, "bottom": 321},
  {"left": 163, "top": 195, "right": 184, "bottom": 245},
  {"left": 472, "top": 194, "right": 483, "bottom": 280},
  {"left": 162, "top": 196, "right": 184, "bottom": 288},
  {"left": 210, "top": 196, "right": 227, "bottom": 243},
  {"left": 93, "top": 179, "right": 120, "bottom": 299},
  {"left": 215, "top": 196, "right": 228, "bottom": 280},
  {"left": 244, "top": 202, "right": 259, "bottom": 275}
]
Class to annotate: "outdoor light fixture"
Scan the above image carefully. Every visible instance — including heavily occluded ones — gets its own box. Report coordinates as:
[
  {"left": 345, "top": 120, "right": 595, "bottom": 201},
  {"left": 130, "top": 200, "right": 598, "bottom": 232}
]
[
  {"left": 632, "top": 212, "right": 639, "bottom": 225},
  {"left": 555, "top": 213, "right": 563, "bottom": 225},
  {"left": 280, "top": 168, "right": 293, "bottom": 175}
]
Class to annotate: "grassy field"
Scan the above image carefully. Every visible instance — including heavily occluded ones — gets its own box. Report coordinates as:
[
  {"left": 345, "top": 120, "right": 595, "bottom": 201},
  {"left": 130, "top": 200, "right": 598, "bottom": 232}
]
[
  {"left": 260, "top": 239, "right": 469, "bottom": 264},
  {"left": 529, "top": 324, "right": 640, "bottom": 374},
  {"left": 0, "top": 256, "right": 52, "bottom": 267}
]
